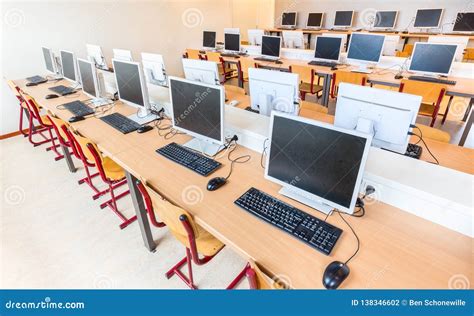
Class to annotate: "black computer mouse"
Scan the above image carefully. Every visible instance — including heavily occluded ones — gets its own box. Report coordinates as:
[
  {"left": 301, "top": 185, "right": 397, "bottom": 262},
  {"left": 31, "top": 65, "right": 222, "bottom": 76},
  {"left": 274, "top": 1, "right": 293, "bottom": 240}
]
[
  {"left": 275, "top": 60, "right": 283, "bottom": 64},
  {"left": 322, "top": 261, "right": 350, "bottom": 289},
  {"left": 207, "top": 177, "right": 227, "bottom": 191},
  {"left": 68, "top": 116, "right": 85, "bottom": 123},
  {"left": 26, "top": 82, "right": 38, "bottom": 87},
  {"left": 45, "top": 94, "right": 59, "bottom": 99},
  {"left": 137, "top": 125, "right": 153, "bottom": 133},
  {"left": 331, "top": 66, "right": 338, "bottom": 71},
  {"left": 394, "top": 74, "right": 404, "bottom": 80}
]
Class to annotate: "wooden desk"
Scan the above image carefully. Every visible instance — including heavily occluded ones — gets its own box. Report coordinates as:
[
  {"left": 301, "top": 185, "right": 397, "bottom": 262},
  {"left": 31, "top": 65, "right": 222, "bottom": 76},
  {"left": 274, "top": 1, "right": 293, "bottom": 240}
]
[{"left": 14, "top": 78, "right": 473, "bottom": 289}]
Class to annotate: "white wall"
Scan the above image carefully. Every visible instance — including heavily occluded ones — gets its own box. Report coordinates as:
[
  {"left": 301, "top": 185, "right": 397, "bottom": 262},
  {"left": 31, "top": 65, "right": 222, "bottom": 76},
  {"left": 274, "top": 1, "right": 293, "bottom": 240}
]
[
  {"left": 232, "top": 0, "right": 275, "bottom": 41},
  {"left": 274, "top": 0, "right": 471, "bottom": 31}
]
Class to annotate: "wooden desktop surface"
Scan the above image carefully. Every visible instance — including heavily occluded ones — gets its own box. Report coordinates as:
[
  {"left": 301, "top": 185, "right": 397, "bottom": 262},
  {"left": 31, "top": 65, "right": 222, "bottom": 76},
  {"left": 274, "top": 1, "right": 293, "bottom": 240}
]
[{"left": 14, "top": 79, "right": 473, "bottom": 289}]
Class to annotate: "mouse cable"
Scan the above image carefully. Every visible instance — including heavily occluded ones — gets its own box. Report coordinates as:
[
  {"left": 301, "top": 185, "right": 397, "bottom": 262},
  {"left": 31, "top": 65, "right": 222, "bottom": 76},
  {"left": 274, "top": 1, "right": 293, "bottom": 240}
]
[
  {"left": 224, "top": 139, "right": 251, "bottom": 180},
  {"left": 409, "top": 128, "right": 439, "bottom": 165},
  {"left": 336, "top": 211, "right": 360, "bottom": 265},
  {"left": 260, "top": 138, "right": 269, "bottom": 168}
]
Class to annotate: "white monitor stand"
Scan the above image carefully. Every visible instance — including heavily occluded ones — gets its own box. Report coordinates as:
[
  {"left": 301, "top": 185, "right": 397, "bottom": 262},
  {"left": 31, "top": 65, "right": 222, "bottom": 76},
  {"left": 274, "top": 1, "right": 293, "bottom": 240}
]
[
  {"left": 279, "top": 186, "right": 335, "bottom": 215},
  {"left": 127, "top": 106, "right": 159, "bottom": 125},
  {"left": 183, "top": 138, "right": 223, "bottom": 157}
]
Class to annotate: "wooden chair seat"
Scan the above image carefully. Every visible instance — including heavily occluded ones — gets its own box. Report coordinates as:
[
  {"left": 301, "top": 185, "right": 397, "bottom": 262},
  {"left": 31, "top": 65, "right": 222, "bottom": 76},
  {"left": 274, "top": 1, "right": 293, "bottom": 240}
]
[
  {"left": 174, "top": 225, "right": 224, "bottom": 257},
  {"left": 102, "top": 157, "right": 126, "bottom": 181},
  {"left": 416, "top": 124, "right": 451, "bottom": 143},
  {"left": 299, "top": 82, "right": 323, "bottom": 94}
]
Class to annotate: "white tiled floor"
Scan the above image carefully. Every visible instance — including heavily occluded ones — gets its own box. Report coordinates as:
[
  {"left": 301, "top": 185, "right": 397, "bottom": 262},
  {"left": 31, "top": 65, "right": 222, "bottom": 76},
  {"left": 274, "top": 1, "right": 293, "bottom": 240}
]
[{"left": 0, "top": 136, "right": 247, "bottom": 289}]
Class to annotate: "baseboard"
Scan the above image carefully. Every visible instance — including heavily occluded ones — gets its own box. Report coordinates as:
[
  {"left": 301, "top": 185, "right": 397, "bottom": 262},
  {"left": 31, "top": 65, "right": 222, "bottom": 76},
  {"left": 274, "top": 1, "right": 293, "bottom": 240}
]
[{"left": 0, "top": 129, "right": 29, "bottom": 140}]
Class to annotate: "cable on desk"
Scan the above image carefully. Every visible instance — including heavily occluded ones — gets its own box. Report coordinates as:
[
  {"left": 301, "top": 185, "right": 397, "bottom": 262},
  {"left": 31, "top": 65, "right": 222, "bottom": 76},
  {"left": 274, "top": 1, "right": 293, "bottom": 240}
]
[
  {"left": 223, "top": 138, "right": 251, "bottom": 180},
  {"left": 260, "top": 138, "right": 269, "bottom": 168},
  {"left": 410, "top": 126, "right": 439, "bottom": 165},
  {"left": 336, "top": 211, "right": 360, "bottom": 265}
]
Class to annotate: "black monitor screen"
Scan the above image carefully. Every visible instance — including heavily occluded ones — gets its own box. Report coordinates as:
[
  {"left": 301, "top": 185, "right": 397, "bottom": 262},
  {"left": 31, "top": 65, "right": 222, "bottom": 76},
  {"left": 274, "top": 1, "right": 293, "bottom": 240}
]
[
  {"left": 203, "top": 31, "right": 216, "bottom": 48},
  {"left": 170, "top": 78, "right": 222, "bottom": 142},
  {"left": 374, "top": 11, "right": 397, "bottom": 28},
  {"left": 453, "top": 12, "right": 474, "bottom": 32},
  {"left": 315, "top": 37, "right": 342, "bottom": 61},
  {"left": 42, "top": 47, "right": 54, "bottom": 73},
  {"left": 409, "top": 43, "right": 456, "bottom": 75},
  {"left": 282, "top": 12, "right": 297, "bottom": 26},
  {"left": 334, "top": 11, "right": 353, "bottom": 26},
  {"left": 261, "top": 36, "right": 281, "bottom": 57},
  {"left": 61, "top": 51, "right": 76, "bottom": 81},
  {"left": 78, "top": 60, "right": 97, "bottom": 97},
  {"left": 347, "top": 33, "right": 385, "bottom": 62},
  {"left": 114, "top": 60, "right": 144, "bottom": 106},
  {"left": 225, "top": 33, "right": 240, "bottom": 52},
  {"left": 307, "top": 13, "right": 323, "bottom": 27},
  {"left": 268, "top": 115, "right": 368, "bottom": 209},
  {"left": 414, "top": 9, "right": 443, "bottom": 27}
]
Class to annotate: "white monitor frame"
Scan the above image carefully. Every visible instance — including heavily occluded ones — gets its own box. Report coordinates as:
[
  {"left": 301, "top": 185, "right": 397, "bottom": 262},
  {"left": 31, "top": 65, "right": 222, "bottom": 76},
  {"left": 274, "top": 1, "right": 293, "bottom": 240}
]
[
  {"left": 224, "top": 33, "right": 241, "bottom": 53},
  {"left": 202, "top": 31, "right": 217, "bottom": 49},
  {"left": 224, "top": 28, "right": 240, "bottom": 34},
  {"left": 77, "top": 58, "right": 100, "bottom": 99},
  {"left": 408, "top": 42, "right": 457, "bottom": 77},
  {"left": 452, "top": 12, "right": 474, "bottom": 33},
  {"left": 168, "top": 76, "right": 225, "bottom": 149},
  {"left": 248, "top": 29, "right": 265, "bottom": 46},
  {"left": 281, "top": 12, "right": 298, "bottom": 27},
  {"left": 265, "top": 111, "right": 373, "bottom": 215},
  {"left": 113, "top": 48, "right": 133, "bottom": 61},
  {"left": 182, "top": 58, "right": 221, "bottom": 86},
  {"left": 86, "top": 44, "right": 108, "bottom": 70},
  {"left": 413, "top": 8, "right": 444, "bottom": 29},
  {"left": 306, "top": 12, "right": 324, "bottom": 28},
  {"left": 282, "top": 31, "right": 305, "bottom": 49},
  {"left": 42, "top": 46, "right": 57, "bottom": 74},
  {"left": 313, "top": 36, "right": 343, "bottom": 63},
  {"left": 334, "top": 10, "right": 354, "bottom": 28},
  {"left": 373, "top": 10, "right": 399, "bottom": 29},
  {"left": 59, "top": 50, "right": 78, "bottom": 83},
  {"left": 141, "top": 52, "right": 167, "bottom": 86},
  {"left": 261, "top": 35, "right": 282, "bottom": 59}
]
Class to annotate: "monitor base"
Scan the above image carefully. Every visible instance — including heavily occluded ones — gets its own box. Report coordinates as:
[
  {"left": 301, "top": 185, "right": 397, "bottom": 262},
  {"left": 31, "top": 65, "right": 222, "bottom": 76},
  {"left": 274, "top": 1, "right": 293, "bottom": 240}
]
[
  {"left": 183, "top": 138, "right": 224, "bottom": 157},
  {"left": 127, "top": 112, "right": 159, "bottom": 125},
  {"left": 278, "top": 186, "right": 334, "bottom": 215},
  {"left": 89, "top": 97, "right": 111, "bottom": 107}
]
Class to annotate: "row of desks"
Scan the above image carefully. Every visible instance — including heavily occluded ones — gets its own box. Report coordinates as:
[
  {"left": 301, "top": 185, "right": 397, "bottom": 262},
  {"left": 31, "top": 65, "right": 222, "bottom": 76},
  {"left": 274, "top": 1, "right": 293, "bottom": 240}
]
[{"left": 13, "top": 77, "right": 472, "bottom": 288}]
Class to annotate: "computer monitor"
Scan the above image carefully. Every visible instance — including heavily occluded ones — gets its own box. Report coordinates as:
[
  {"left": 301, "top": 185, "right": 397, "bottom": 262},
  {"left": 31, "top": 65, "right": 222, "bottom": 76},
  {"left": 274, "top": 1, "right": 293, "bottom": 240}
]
[
  {"left": 113, "top": 49, "right": 133, "bottom": 61},
  {"left": 261, "top": 35, "right": 281, "bottom": 60},
  {"left": 113, "top": 59, "right": 156, "bottom": 124},
  {"left": 307, "top": 13, "right": 324, "bottom": 28},
  {"left": 182, "top": 58, "right": 220, "bottom": 86},
  {"left": 248, "top": 29, "right": 265, "bottom": 46},
  {"left": 427, "top": 36, "right": 468, "bottom": 62},
  {"left": 408, "top": 42, "right": 457, "bottom": 77},
  {"left": 266, "top": 112, "right": 372, "bottom": 215},
  {"left": 282, "top": 12, "right": 297, "bottom": 27},
  {"left": 86, "top": 44, "right": 109, "bottom": 71},
  {"left": 141, "top": 52, "right": 167, "bottom": 86},
  {"left": 334, "top": 11, "right": 354, "bottom": 28},
  {"left": 453, "top": 12, "right": 474, "bottom": 32},
  {"left": 313, "top": 36, "right": 343, "bottom": 62},
  {"left": 77, "top": 58, "right": 107, "bottom": 104},
  {"left": 414, "top": 9, "right": 443, "bottom": 28},
  {"left": 322, "top": 33, "right": 348, "bottom": 52},
  {"left": 374, "top": 10, "right": 398, "bottom": 29},
  {"left": 203, "top": 31, "right": 216, "bottom": 49},
  {"left": 169, "top": 76, "right": 225, "bottom": 156},
  {"left": 224, "top": 33, "right": 240, "bottom": 52},
  {"left": 59, "top": 50, "right": 77, "bottom": 82},
  {"left": 42, "top": 47, "right": 57, "bottom": 74},
  {"left": 282, "top": 31, "right": 305, "bottom": 49},
  {"left": 347, "top": 33, "right": 385, "bottom": 73},
  {"left": 248, "top": 68, "right": 299, "bottom": 116},
  {"left": 334, "top": 83, "right": 421, "bottom": 155}
]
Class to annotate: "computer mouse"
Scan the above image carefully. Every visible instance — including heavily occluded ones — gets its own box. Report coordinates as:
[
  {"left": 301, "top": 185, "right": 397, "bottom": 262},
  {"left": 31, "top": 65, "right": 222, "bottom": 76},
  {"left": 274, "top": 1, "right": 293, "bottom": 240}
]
[
  {"left": 394, "top": 74, "right": 404, "bottom": 80},
  {"left": 137, "top": 125, "right": 153, "bottom": 133},
  {"left": 322, "top": 261, "right": 350, "bottom": 289},
  {"left": 26, "top": 82, "right": 38, "bottom": 87},
  {"left": 275, "top": 60, "right": 283, "bottom": 64},
  {"left": 45, "top": 94, "right": 59, "bottom": 99},
  {"left": 68, "top": 116, "right": 85, "bottom": 123},
  {"left": 207, "top": 177, "right": 227, "bottom": 191},
  {"left": 331, "top": 66, "right": 338, "bottom": 71}
]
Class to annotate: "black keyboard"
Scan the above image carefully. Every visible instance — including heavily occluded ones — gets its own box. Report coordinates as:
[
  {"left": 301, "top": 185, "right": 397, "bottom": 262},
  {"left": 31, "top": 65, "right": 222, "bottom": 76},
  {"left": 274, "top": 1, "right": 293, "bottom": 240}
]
[
  {"left": 368, "top": 30, "right": 398, "bottom": 34},
  {"left": 220, "top": 53, "right": 240, "bottom": 58},
  {"left": 408, "top": 76, "right": 456, "bottom": 85},
  {"left": 405, "top": 143, "right": 423, "bottom": 160},
  {"left": 254, "top": 57, "right": 280, "bottom": 63},
  {"left": 26, "top": 75, "right": 47, "bottom": 84},
  {"left": 235, "top": 187, "right": 343, "bottom": 255},
  {"left": 156, "top": 142, "right": 222, "bottom": 176},
  {"left": 48, "top": 85, "right": 76, "bottom": 96},
  {"left": 99, "top": 113, "right": 141, "bottom": 134},
  {"left": 308, "top": 60, "right": 338, "bottom": 67},
  {"left": 245, "top": 106, "right": 259, "bottom": 114},
  {"left": 62, "top": 100, "right": 94, "bottom": 117}
]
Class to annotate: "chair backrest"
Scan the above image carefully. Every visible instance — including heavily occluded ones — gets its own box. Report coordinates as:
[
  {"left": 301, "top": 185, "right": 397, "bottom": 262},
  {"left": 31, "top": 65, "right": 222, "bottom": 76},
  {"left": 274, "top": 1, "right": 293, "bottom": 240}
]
[
  {"left": 86, "top": 142, "right": 113, "bottom": 183},
  {"left": 70, "top": 131, "right": 100, "bottom": 165},
  {"left": 246, "top": 260, "right": 288, "bottom": 289},
  {"left": 205, "top": 52, "right": 221, "bottom": 63},
  {"left": 186, "top": 49, "right": 202, "bottom": 60},
  {"left": 404, "top": 44, "right": 414, "bottom": 54},
  {"left": 463, "top": 48, "right": 474, "bottom": 61},
  {"left": 47, "top": 114, "right": 68, "bottom": 146},
  {"left": 331, "top": 70, "right": 367, "bottom": 97},
  {"left": 24, "top": 95, "right": 50, "bottom": 126},
  {"left": 289, "top": 64, "right": 314, "bottom": 84},
  {"left": 399, "top": 79, "right": 446, "bottom": 105},
  {"left": 238, "top": 58, "right": 257, "bottom": 79},
  {"left": 60, "top": 125, "right": 83, "bottom": 161}
]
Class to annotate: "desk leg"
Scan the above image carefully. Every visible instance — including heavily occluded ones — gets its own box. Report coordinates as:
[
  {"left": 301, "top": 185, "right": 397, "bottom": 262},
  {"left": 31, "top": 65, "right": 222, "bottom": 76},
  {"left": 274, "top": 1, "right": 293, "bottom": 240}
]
[
  {"left": 307, "top": 33, "right": 312, "bottom": 49},
  {"left": 125, "top": 171, "right": 156, "bottom": 252},
  {"left": 321, "top": 73, "right": 332, "bottom": 107},
  {"left": 459, "top": 107, "right": 473, "bottom": 146},
  {"left": 61, "top": 144, "right": 76, "bottom": 173},
  {"left": 462, "top": 98, "right": 473, "bottom": 122}
]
